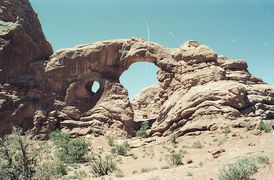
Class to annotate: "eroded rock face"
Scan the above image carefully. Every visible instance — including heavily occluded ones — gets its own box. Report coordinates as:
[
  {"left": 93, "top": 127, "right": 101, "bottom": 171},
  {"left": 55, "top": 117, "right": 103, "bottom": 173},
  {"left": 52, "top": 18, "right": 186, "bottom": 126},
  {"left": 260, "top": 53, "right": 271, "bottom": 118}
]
[
  {"left": 0, "top": 0, "right": 53, "bottom": 137},
  {"left": 0, "top": 0, "right": 274, "bottom": 138},
  {"left": 131, "top": 85, "right": 161, "bottom": 121}
]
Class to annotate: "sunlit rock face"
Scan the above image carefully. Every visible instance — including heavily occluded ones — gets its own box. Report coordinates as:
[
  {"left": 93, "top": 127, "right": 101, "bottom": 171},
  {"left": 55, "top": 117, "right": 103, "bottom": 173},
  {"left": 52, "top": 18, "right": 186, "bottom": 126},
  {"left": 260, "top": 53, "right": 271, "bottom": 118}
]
[
  {"left": 0, "top": 0, "right": 53, "bottom": 137},
  {"left": 1, "top": 0, "right": 274, "bottom": 139}
]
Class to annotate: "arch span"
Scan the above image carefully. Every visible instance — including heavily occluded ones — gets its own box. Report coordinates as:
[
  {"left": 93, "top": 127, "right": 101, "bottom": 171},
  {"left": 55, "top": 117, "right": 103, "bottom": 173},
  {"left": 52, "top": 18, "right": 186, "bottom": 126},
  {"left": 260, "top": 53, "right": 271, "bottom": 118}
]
[{"left": 44, "top": 38, "right": 179, "bottom": 136}]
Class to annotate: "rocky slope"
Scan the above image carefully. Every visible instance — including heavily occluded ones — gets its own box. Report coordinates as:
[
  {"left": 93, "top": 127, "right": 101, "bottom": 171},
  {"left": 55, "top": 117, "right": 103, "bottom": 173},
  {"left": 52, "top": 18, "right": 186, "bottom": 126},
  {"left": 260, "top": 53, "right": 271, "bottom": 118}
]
[{"left": 0, "top": 0, "right": 274, "bottom": 139}]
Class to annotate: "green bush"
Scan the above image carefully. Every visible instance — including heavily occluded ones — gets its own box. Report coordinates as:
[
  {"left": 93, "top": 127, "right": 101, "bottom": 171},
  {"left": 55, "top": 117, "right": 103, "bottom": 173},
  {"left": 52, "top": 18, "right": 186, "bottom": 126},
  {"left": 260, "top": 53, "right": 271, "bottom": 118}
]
[
  {"left": 218, "top": 155, "right": 269, "bottom": 180},
  {"left": 50, "top": 131, "right": 88, "bottom": 163},
  {"left": 136, "top": 121, "right": 149, "bottom": 138},
  {"left": 258, "top": 120, "right": 272, "bottom": 133},
  {"left": 0, "top": 127, "right": 43, "bottom": 179},
  {"left": 90, "top": 154, "right": 117, "bottom": 177},
  {"left": 169, "top": 152, "right": 183, "bottom": 166},
  {"left": 111, "top": 141, "right": 130, "bottom": 156}
]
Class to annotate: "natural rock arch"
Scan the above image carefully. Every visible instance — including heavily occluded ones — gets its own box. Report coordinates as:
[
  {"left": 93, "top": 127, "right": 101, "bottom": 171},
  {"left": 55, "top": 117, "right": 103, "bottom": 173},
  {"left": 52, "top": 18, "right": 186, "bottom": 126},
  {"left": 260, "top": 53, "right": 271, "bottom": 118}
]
[{"left": 44, "top": 39, "right": 173, "bottom": 136}]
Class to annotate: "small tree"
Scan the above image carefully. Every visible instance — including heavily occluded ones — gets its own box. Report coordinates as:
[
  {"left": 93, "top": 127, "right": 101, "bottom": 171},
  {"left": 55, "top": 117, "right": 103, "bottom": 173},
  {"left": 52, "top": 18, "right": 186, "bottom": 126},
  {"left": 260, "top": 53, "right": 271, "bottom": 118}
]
[
  {"left": 0, "top": 127, "right": 42, "bottom": 180},
  {"left": 136, "top": 121, "right": 149, "bottom": 138}
]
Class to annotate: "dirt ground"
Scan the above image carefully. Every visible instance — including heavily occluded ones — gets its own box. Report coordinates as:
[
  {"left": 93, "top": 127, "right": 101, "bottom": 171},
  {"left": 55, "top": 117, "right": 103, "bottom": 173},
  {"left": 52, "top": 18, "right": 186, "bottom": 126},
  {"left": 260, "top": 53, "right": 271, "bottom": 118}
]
[{"left": 65, "top": 127, "right": 274, "bottom": 180}]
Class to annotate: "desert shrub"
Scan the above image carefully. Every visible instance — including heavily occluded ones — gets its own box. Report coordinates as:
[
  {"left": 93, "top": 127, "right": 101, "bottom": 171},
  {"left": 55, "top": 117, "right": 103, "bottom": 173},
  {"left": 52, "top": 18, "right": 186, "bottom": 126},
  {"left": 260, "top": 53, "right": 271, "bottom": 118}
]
[
  {"left": 223, "top": 127, "right": 231, "bottom": 135},
  {"left": 218, "top": 155, "right": 269, "bottom": 180},
  {"left": 186, "top": 172, "right": 193, "bottom": 176},
  {"left": 90, "top": 154, "right": 117, "bottom": 177},
  {"left": 0, "top": 127, "right": 44, "bottom": 180},
  {"left": 168, "top": 152, "right": 183, "bottom": 166},
  {"left": 136, "top": 121, "right": 149, "bottom": 138},
  {"left": 105, "top": 135, "right": 115, "bottom": 147},
  {"left": 51, "top": 161, "right": 67, "bottom": 176},
  {"left": 192, "top": 141, "right": 203, "bottom": 149},
  {"left": 170, "top": 134, "right": 177, "bottom": 145},
  {"left": 50, "top": 131, "right": 88, "bottom": 163},
  {"left": 258, "top": 120, "right": 272, "bottom": 133},
  {"left": 111, "top": 141, "right": 130, "bottom": 156}
]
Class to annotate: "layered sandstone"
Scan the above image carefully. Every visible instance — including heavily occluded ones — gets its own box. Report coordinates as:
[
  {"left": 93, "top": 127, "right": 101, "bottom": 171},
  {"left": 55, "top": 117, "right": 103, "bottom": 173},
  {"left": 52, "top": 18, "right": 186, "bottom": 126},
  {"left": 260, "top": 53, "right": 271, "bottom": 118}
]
[{"left": 0, "top": 0, "right": 274, "bottom": 139}]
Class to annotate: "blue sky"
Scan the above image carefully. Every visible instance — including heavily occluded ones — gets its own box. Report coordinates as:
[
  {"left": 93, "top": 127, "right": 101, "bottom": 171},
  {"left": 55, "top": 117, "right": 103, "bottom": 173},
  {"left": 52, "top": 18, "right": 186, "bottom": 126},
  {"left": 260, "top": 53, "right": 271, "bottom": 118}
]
[{"left": 30, "top": 0, "right": 274, "bottom": 99}]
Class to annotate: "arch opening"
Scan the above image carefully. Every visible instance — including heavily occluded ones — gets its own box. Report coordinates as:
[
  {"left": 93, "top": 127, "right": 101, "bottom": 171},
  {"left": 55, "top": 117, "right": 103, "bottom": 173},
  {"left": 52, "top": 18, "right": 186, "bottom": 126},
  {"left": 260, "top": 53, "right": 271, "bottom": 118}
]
[
  {"left": 120, "top": 61, "right": 161, "bottom": 122},
  {"left": 85, "top": 80, "right": 101, "bottom": 95},
  {"left": 120, "top": 62, "right": 159, "bottom": 100},
  {"left": 91, "top": 81, "right": 100, "bottom": 93}
]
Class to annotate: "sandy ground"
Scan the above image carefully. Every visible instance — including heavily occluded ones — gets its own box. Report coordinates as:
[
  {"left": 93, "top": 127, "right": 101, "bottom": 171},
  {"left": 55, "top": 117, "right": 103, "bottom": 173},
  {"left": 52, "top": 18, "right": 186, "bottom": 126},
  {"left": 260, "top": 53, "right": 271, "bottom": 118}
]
[{"left": 65, "top": 128, "right": 274, "bottom": 180}]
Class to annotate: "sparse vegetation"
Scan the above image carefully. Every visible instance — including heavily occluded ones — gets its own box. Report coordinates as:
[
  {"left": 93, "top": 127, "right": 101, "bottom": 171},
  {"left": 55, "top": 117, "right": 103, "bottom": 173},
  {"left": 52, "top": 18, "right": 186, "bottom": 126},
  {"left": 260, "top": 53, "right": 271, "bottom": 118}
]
[
  {"left": 168, "top": 151, "right": 184, "bottom": 166},
  {"left": 136, "top": 121, "right": 149, "bottom": 138},
  {"left": 258, "top": 120, "right": 272, "bottom": 133},
  {"left": 111, "top": 141, "right": 130, "bottom": 156},
  {"left": 106, "top": 134, "right": 116, "bottom": 147},
  {"left": 89, "top": 154, "right": 117, "bottom": 177},
  {"left": 186, "top": 172, "right": 193, "bottom": 176},
  {"left": 223, "top": 127, "right": 231, "bottom": 135},
  {"left": 51, "top": 161, "right": 68, "bottom": 176},
  {"left": 0, "top": 127, "right": 67, "bottom": 179},
  {"left": 192, "top": 141, "right": 203, "bottom": 149},
  {"left": 50, "top": 130, "right": 88, "bottom": 163},
  {"left": 218, "top": 155, "right": 269, "bottom": 180},
  {"left": 0, "top": 127, "right": 50, "bottom": 180},
  {"left": 218, "top": 136, "right": 229, "bottom": 146},
  {"left": 170, "top": 134, "right": 177, "bottom": 145}
]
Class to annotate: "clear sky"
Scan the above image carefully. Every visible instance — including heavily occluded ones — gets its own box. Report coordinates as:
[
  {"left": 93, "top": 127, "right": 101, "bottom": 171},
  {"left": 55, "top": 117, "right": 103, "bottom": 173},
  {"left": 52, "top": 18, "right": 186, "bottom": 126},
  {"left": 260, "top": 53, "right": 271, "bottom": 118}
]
[{"left": 30, "top": 0, "right": 274, "bottom": 99}]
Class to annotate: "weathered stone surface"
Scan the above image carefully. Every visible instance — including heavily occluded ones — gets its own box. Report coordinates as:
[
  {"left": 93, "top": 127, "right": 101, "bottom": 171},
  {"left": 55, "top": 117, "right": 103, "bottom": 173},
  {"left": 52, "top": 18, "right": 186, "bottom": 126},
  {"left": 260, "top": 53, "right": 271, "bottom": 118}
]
[
  {"left": 0, "top": 0, "right": 274, "bottom": 138},
  {"left": 0, "top": 0, "right": 53, "bottom": 136},
  {"left": 0, "top": 0, "right": 53, "bottom": 82},
  {"left": 131, "top": 85, "right": 161, "bottom": 121}
]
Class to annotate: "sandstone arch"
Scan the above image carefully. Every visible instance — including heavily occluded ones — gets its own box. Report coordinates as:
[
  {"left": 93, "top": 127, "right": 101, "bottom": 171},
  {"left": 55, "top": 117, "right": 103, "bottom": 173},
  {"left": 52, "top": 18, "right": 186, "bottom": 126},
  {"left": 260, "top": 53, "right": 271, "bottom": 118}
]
[{"left": 44, "top": 39, "right": 174, "bottom": 136}]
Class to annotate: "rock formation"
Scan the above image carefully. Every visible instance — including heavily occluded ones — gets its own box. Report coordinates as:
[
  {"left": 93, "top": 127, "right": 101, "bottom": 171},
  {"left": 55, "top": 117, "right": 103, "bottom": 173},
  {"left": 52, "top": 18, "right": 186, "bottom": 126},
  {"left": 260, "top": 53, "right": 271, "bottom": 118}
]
[{"left": 0, "top": 0, "right": 274, "bottom": 139}]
